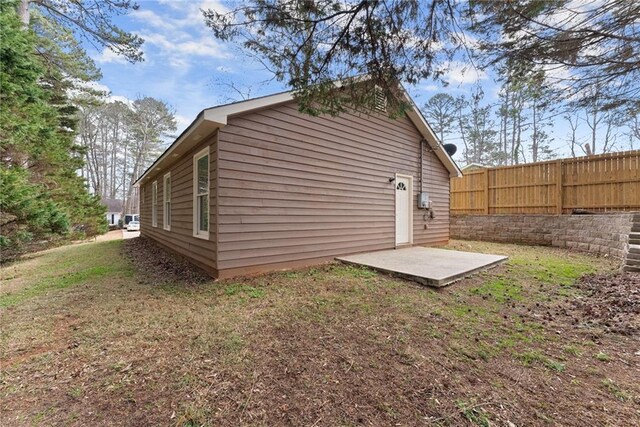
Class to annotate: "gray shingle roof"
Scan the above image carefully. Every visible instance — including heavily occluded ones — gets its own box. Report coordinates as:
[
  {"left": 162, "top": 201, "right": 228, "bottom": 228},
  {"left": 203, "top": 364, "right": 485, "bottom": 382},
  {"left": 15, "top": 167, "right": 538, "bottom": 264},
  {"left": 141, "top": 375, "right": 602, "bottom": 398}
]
[{"left": 103, "top": 198, "right": 123, "bottom": 213}]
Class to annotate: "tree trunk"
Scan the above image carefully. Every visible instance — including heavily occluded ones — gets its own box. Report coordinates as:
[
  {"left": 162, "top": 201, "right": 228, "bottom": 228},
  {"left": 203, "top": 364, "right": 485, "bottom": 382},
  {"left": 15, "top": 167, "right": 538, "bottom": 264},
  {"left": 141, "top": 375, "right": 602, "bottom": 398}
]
[
  {"left": 514, "top": 111, "right": 522, "bottom": 165},
  {"left": 122, "top": 144, "right": 128, "bottom": 212},
  {"left": 531, "top": 100, "right": 538, "bottom": 162},
  {"left": 591, "top": 108, "right": 597, "bottom": 155},
  {"left": 17, "top": 0, "right": 29, "bottom": 28}
]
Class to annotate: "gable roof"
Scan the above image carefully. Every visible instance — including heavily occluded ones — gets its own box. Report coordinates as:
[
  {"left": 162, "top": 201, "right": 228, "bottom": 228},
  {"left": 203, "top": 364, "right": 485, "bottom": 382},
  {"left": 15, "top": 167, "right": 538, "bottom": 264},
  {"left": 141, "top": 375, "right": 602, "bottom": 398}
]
[
  {"left": 134, "top": 84, "right": 461, "bottom": 186},
  {"left": 103, "top": 198, "right": 123, "bottom": 213},
  {"left": 461, "top": 163, "right": 486, "bottom": 171}
]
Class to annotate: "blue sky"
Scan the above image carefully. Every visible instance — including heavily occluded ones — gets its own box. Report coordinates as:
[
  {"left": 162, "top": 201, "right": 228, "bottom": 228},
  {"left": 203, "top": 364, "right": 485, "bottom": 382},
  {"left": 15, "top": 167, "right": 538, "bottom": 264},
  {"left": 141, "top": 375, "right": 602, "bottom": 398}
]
[
  {"left": 92, "top": 1, "right": 284, "bottom": 132},
  {"left": 90, "top": 0, "right": 492, "bottom": 162},
  {"left": 90, "top": 0, "right": 630, "bottom": 163}
]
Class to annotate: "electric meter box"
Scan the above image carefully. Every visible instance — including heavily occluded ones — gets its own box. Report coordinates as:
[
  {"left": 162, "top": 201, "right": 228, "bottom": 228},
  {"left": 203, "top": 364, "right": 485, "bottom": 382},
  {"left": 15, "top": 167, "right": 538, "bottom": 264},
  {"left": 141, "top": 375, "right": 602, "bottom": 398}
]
[{"left": 418, "top": 192, "right": 430, "bottom": 209}]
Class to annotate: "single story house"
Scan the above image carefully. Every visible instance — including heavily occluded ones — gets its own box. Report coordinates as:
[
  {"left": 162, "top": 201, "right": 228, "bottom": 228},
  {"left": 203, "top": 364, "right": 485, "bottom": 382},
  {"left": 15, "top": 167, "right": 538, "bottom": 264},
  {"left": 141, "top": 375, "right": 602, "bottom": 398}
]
[
  {"left": 103, "top": 198, "right": 123, "bottom": 227},
  {"left": 134, "top": 84, "right": 461, "bottom": 278}
]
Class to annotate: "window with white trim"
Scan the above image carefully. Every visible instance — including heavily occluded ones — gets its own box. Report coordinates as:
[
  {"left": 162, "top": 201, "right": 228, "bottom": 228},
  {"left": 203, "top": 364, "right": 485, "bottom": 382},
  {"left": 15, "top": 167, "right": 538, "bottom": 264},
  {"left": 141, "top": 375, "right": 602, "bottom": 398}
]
[
  {"left": 151, "top": 181, "right": 158, "bottom": 227},
  {"left": 193, "top": 147, "right": 209, "bottom": 238},
  {"left": 163, "top": 173, "right": 171, "bottom": 230}
]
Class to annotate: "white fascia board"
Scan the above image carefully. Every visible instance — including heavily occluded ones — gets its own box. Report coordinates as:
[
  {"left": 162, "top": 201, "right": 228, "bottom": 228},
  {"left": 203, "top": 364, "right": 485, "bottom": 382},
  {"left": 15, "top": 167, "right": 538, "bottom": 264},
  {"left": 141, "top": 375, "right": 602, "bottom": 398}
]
[{"left": 203, "top": 92, "right": 295, "bottom": 124}]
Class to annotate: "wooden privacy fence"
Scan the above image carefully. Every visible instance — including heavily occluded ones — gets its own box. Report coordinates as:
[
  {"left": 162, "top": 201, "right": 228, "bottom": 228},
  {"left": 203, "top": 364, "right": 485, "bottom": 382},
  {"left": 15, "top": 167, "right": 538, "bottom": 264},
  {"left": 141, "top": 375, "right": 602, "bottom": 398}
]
[{"left": 451, "top": 150, "right": 640, "bottom": 215}]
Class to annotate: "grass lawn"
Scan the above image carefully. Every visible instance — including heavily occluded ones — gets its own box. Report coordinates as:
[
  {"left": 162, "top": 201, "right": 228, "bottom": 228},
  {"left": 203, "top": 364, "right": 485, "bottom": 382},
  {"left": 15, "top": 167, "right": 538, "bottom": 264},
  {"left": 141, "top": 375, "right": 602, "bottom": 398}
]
[{"left": 1, "top": 238, "right": 638, "bottom": 426}]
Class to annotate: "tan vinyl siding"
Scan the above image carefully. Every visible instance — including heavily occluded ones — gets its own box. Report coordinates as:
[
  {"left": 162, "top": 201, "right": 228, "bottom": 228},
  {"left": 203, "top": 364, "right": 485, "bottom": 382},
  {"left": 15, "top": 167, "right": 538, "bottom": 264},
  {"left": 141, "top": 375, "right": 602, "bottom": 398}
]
[
  {"left": 140, "top": 134, "right": 218, "bottom": 275},
  {"left": 216, "top": 101, "right": 450, "bottom": 272}
]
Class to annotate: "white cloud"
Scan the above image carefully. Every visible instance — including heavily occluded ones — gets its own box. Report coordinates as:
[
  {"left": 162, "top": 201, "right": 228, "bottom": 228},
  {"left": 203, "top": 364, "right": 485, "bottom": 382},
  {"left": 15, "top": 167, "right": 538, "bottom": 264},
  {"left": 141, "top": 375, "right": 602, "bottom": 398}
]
[
  {"left": 176, "top": 38, "right": 228, "bottom": 58},
  {"left": 140, "top": 31, "right": 229, "bottom": 64},
  {"left": 94, "top": 48, "right": 128, "bottom": 65},
  {"left": 544, "top": 64, "right": 574, "bottom": 82},
  {"left": 108, "top": 95, "right": 134, "bottom": 106},
  {"left": 540, "top": 0, "right": 605, "bottom": 29},
  {"left": 421, "top": 84, "right": 439, "bottom": 92},
  {"left": 440, "top": 61, "right": 487, "bottom": 85},
  {"left": 191, "top": 1, "right": 229, "bottom": 19},
  {"left": 67, "top": 80, "right": 134, "bottom": 106},
  {"left": 139, "top": 32, "right": 175, "bottom": 50},
  {"left": 130, "top": 9, "right": 179, "bottom": 31},
  {"left": 82, "top": 80, "right": 111, "bottom": 93},
  {"left": 156, "top": 0, "right": 182, "bottom": 8},
  {"left": 130, "top": 2, "right": 231, "bottom": 70},
  {"left": 133, "top": 1, "right": 228, "bottom": 33},
  {"left": 86, "top": 1, "right": 275, "bottom": 141},
  {"left": 157, "top": 0, "right": 229, "bottom": 16},
  {"left": 175, "top": 114, "right": 193, "bottom": 133}
]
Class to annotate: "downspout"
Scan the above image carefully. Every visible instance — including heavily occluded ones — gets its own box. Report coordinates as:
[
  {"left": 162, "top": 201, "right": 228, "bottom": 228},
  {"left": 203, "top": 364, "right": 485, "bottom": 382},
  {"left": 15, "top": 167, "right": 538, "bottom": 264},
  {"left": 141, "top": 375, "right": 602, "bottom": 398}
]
[
  {"left": 420, "top": 139, "right": 435, "bottom": 221},
  {"left": 420, "top": 139, "right": 424, "bottom": 194}
]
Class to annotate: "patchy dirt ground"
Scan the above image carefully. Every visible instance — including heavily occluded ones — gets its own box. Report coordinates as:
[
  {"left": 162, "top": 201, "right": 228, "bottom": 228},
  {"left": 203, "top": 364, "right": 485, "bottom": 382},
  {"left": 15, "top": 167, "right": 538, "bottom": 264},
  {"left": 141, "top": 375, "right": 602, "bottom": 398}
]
[
  {"left": 1, "top": 238, "right": 639, "bottom": 426},
  {"left": 123, "top": 236, "right": 210, "bottom": 285},
  {"left": 570, "top": 272, "right": 640, "bottom": 336}
]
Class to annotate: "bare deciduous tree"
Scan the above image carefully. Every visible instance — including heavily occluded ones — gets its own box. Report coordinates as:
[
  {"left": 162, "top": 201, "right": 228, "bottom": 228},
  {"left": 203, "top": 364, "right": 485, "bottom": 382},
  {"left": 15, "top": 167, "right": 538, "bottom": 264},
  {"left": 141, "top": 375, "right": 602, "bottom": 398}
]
[{"left": 75, "top": 95, "right": 176, "bottom": 214}]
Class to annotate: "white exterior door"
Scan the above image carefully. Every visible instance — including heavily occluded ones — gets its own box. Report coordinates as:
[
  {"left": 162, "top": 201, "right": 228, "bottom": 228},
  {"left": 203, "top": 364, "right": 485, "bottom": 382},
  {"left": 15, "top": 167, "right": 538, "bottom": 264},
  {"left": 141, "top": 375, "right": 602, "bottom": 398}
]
[{"left": 395, "top": 175, "right": 412, "bottom": 246}]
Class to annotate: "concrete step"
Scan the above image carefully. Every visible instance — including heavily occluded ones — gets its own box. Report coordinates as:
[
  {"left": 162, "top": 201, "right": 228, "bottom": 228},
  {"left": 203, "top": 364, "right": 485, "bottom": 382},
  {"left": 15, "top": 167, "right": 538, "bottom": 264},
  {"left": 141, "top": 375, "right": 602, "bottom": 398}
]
[
  {"left": 627, "top": 252, "right": 640, "bottom": 261},
  {"left": 626, "top": 259, "right": 640, "bottom": 267},
  {"left": 629, "top": 239, "right": 640, "bottom": 245},
  {"left": 630, "top": 232, "right": 640, "bottom": 238},
  {"left": 629, "top": 246, "right": 640, "bottom": 255},
  {"left": 632, "top": 227, "right": 640, "bottom": 233},
  {"left": 623, "top": 265, "right": 640, "bottom": 273}
]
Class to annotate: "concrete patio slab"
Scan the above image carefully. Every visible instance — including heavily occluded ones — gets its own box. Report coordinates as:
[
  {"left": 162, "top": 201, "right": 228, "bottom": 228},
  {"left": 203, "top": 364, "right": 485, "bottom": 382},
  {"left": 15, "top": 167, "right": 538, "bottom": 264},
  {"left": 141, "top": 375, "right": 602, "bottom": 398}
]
[{"left": 337, "top": 247, "right": 508, "bottom": 287}]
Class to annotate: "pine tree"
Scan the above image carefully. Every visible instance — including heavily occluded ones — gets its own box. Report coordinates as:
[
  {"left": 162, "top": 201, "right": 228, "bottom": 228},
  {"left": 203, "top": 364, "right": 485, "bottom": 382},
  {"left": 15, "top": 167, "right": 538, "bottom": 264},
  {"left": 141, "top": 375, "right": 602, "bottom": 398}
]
[
  {"left": 1, "top": 2, "right": 106, "bottom": 256},
  {"left": 423, "top": 93, "right": 457, "bottom": 143}
]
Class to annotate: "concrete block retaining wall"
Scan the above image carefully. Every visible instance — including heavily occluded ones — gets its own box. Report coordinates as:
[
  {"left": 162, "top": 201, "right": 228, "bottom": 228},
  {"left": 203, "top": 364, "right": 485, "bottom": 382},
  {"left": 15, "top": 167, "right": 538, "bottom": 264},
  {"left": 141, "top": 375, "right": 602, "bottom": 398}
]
[{"left": 450, "top": 213, "right": 635, "bottom": 259}]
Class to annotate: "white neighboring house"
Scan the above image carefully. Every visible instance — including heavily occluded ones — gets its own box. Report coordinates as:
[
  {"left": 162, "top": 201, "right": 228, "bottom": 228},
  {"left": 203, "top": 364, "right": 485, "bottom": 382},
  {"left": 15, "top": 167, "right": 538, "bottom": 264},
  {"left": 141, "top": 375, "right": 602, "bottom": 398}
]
[{"left": 104, "top": 199, "right": 123, "bottom": 227}]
